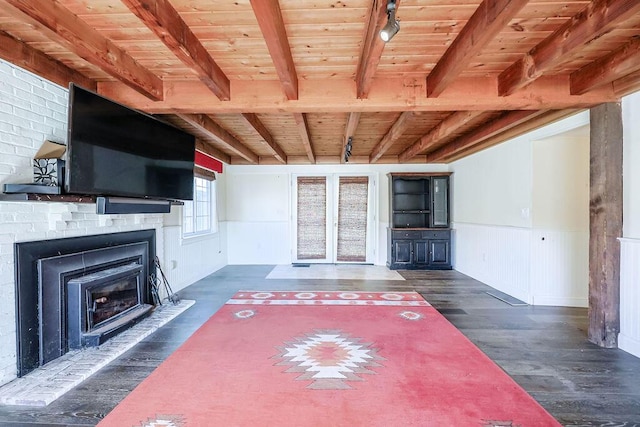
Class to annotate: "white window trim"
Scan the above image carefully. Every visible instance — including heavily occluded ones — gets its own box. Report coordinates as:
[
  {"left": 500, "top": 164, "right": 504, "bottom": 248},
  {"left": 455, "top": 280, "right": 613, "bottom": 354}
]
[{"left": 182, "top": 177, "right": 218, "bottom": 240}]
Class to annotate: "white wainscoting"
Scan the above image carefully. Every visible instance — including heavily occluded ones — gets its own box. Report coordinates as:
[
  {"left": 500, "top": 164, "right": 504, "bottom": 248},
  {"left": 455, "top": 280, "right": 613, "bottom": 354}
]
[
  {"left": 452, "top": 223, "right": 531, "bottom": 303},
  {"left": 530, "top": 229, "right": 589, "bottom": 307},
  {"left": 619, "top": 238, "right": 640, "bottom": 358},
  {"left": 163, "top": 223, "right": 227, "bottom": 293},
  {"left": 453, "top": 223, "right": 588, "bottom": 307},
  {"left": 226, "top": 221, "right": 290, "bottom": 264}
]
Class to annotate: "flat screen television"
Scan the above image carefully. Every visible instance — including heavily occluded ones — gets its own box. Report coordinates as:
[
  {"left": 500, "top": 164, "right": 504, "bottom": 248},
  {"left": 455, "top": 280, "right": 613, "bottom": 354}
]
[{"left": 65, "top": 84, "right": 195, "bottom": 200}]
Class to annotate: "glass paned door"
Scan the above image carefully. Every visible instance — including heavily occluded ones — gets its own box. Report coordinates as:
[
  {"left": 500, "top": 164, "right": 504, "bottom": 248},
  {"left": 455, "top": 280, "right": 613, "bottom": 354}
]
[{"left": 293, "top": 175, "right": 376, "bottom": 264}]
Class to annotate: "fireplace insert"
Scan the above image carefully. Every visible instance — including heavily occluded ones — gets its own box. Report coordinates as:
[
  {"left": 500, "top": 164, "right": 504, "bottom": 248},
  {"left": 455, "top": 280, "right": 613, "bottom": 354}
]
[{"left": 67, "top": 262, "right": 152, "bottom": 349}]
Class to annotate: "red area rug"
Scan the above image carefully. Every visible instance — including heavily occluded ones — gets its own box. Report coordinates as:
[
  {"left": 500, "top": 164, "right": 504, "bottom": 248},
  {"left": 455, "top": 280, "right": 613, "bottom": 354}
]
[{"left": 98, "top": 291, "right": 561, "bottom": 427}]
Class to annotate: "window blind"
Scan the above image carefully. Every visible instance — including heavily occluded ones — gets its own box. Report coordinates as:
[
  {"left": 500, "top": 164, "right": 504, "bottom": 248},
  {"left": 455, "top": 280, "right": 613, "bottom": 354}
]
[
  {"left": 336, "top": 176, "right": 369, "bottom": 262},
  {"left": 297, "top": 177, "right": 327, "bottom": 260}
]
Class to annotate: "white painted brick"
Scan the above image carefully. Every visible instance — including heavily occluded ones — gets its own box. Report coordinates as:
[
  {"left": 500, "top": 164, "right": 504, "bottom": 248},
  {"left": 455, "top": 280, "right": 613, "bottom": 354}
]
[
  {"left": 32, "top": 82, "right": 61, "bottom": 99},
  {"left": 0, "top": 203, "right": 34, "bottom": 213},
  {"left": 44, "top": 99, "right": 67, "bottom": 114},
  {"left": 0, "top": 81, "right": 13, "bottom": 97},
  {"left": 7, "top": 76, "right": 31, "bottom": 93},
  {"left": 0, "top": 60, "right": 12, "bottom": 74},
  {"left": 0, "top": 122, "right": 16, "bottom": 135},
  {"left": 0, "top": 102, "right": 12, "bottom": 115},
  {"left": 13, "top": 68, "right": 44, "bottom": 89},
  {"left": 13, "top": 106, "right": 46, "bottom": 124},
  {"left": 14, "top": 146, "right": 38, "bottom": 157},
  {"left": 0, "top": 222, "right": 32, "bottom": 234}
]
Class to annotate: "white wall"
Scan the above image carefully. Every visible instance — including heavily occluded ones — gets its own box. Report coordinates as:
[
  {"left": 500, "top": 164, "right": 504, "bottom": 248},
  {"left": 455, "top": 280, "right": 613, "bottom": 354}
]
[
  {"left": 450, "top": 112, "right": 590, "bottom": 307},
  {"left": 224, "top": 163, "right": 449, "bottom": 265},
  {"left": 620, "top": 91, "right": 640, "bottom": 358},
  {"left": 0, "top": 60, "right": 223, "bottom": 386}
]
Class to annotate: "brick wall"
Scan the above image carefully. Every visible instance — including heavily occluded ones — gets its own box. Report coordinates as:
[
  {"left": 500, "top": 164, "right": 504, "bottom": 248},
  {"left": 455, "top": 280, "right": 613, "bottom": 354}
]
[{"left": 0, "top": 60, "right": 165, "bottom": 386}]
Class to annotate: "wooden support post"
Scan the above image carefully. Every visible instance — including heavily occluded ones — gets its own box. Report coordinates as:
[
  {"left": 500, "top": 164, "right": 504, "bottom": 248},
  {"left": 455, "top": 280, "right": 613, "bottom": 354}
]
[{"left": 589, "top": 102, "right": 623, "bottom": 348}]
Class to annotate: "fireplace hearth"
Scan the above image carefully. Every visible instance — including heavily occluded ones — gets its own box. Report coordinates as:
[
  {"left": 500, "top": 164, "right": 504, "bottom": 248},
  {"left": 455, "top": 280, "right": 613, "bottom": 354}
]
[{"left": 15, "top": 230, "right": 156, "bottom": 377}]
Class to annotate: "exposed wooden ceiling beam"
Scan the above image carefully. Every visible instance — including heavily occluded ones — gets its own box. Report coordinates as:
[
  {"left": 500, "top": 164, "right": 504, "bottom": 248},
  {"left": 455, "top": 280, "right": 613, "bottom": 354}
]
[
  {"left": 355, "top": 0, "right": 398, "bottom": 99},
  {"left": 341, "top": 112, "right": 361, "bottom": 164},
  {"left": 195, "top": 139, "right": 231, "bottom": 165},
  {"left": 240, "top": 113, "right": 287, "bottom": 164},
  {"left": 98, "top": 76, "right": 618, "bottom": 115},
  {"left": 0, "top": 0, "right": 163, "bottom": 100},
  {"left": 0, "top": 30, "right": 95, "bottom": 91},
  {"left": 370, "top": 112, "right": 413, "bottom": 163},
  {"left": 398, "top": 111, "right": 485, "bottom": 162},
  {"left": 498, "top": 0, "right": 640, "bottom": 96},
  {"left": 250, "top": 0, "right": 298, "bottom": 100},
  {"left": 426, "top": 110, "right": 546, "bottom": 162},
  {"left": 121, "top": 0, "right": 230, "bottom": 101},
  {"left": 571, "top": 36, "right": 640, "bottom": 95},
  {"left": 441, "top": 109, "right": 581, "bottom": 162},
  {"left": 292, "top": 113, "right": 315, "bottom": 164},
  {"left": 427, "top": 0, "right": 528, "bottom": 98},
  {"left": 613, "top": 69, "right": 640, "bottom": 97},
  {"left": 178, "top": 114, "right": 259, "bottom": 164}
]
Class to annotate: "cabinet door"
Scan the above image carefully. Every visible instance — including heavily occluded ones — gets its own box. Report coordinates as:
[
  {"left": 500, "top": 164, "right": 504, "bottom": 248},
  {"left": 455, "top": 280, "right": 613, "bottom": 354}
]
[
  {"left": 430, "top": 176, "right": 449, "bottom": 227},
  {"left": 428, "top": 239, "right": 450, "bottom": 266},
  {"left": 393, "top": 240, "right": 413, "bottom": 265},
  {"left": 414, "top": 240, "right": 429, "bottom": 265}
]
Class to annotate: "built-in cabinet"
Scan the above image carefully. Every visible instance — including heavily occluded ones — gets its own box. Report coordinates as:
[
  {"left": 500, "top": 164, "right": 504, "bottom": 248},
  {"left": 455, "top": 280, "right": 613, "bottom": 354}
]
[{"left": 387, "top": 173, "right": 451, "bottom": 270}]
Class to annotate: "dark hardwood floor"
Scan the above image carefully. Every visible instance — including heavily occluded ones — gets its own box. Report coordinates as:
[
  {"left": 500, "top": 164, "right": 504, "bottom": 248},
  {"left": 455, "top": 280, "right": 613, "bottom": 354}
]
[{"left": 0, "top": 265, "right": 639, "bottom": 426}]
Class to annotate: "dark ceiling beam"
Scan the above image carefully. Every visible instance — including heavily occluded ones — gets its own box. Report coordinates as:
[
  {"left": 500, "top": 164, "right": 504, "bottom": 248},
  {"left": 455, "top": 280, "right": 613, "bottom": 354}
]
[
  {"left": 240, "top": 113, "right": 287, "bottom": 164},
  {"left": 250, "top": 0, "right": 298, "bottom": 100},
  {"left": 498, "top": 0, "right": 640, "bottom": 96},
  {"left": 570, "top": 36, "right": 640, "bottom": 95},
  {"left": 370, "top": 112, "right": 413, "bottom": 164},
  {"left": 0, "top": 0, "right": 163, "bottom": 100},
  {"left": 399, "top": 111, "right": 485, "bottom": 162},
  {"left": 341, "top": 112, "right": 361, "bottom": 163},
  {"left": 0, "top": 30, "right": 96, "bottom": 90},
  {"left": 355, "top": 0, "right": 399, "bottom": 99},
  {"left": 292, "top": 113, "right": 315, "bottom": 163},
  {"left": 178, "top": 114, "right": 259, "bottom": 164},
  {"left": 121, "top": 0, "right": 230, "bottom": 100},
  {"left": 427, "top": 0, "right": 528, "bottom": 98},
  {"left": 427, "top": 110, "right": 546, "bottom": 161}
]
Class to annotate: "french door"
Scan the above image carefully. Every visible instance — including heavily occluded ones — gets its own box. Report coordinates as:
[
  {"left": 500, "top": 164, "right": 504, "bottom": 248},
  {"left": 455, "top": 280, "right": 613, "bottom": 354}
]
[{"left": 292, "top": 174, "right": 376, "bottom": 264}]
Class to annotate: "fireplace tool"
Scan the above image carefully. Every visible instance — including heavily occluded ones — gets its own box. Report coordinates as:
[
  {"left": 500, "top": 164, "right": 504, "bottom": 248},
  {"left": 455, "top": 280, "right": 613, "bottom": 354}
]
[{"left": 149, "top": 256, "right": 180, "bottom": 305}]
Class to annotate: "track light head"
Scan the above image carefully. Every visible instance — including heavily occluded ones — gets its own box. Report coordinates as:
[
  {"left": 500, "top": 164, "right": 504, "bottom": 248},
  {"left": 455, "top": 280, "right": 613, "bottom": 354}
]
[{"left": 380, "top": 1, "right": 399, "bottom": 42}]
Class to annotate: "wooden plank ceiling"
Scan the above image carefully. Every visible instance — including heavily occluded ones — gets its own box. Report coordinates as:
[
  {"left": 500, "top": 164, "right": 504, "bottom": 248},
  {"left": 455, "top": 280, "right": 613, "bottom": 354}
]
[{"left": 0, "top": 0, "right": 639, "bottom": 165}]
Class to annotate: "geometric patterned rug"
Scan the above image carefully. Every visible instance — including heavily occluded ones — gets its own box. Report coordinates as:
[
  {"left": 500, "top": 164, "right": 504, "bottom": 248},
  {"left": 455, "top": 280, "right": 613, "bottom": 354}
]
[{"left": 98, "top": 291, "right": 561, "bottom": 426}]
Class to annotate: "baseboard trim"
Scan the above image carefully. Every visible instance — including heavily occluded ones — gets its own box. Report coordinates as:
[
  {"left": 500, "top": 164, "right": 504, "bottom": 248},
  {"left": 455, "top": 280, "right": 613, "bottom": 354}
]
[
  {"left": 531, "top": 296, "right": 588, "bottom": 308},
  {"left": 619, "top": 333, "right": 640, "bottom": 359}
]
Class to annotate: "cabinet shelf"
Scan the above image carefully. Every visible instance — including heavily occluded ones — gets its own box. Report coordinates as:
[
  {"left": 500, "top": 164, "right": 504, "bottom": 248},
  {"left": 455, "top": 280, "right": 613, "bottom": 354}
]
[{"left": 393, "top": 210, "right": 430, "bottom": 214}]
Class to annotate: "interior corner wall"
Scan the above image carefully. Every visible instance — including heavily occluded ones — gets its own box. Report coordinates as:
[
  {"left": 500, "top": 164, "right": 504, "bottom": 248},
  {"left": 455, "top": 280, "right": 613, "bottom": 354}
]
[
  {"left": 450, "top": 112, "right": 590, "bottom": 306},
  {"left": 620, "top": 90, "right": 640, "bottom": 358},
  {"left": 162, "top": 171, "right": 228, "bottom": 293}
]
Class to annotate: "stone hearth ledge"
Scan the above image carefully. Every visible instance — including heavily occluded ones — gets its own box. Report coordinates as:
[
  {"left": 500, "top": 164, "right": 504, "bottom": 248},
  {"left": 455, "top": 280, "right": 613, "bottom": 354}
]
[{"left": 0, "top": 299, "right": 195, "bottom": 407}]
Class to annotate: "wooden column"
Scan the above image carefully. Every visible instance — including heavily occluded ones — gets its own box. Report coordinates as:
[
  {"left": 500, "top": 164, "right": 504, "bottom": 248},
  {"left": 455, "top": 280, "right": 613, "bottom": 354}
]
[{"left": 589, "top": 102, "right": 623, "bottom": 348}]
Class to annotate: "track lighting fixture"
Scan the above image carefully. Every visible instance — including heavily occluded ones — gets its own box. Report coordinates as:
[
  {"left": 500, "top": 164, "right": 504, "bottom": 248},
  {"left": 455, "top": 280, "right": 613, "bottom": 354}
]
[
  {"left": 344, "top": 137, "right": 353, "bottom": 163},
  {"left": 380, "top": 0, "right": 399, "bottom": 42}
]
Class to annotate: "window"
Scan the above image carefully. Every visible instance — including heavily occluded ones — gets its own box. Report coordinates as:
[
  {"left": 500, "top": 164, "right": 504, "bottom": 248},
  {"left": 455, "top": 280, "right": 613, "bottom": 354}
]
[{"left": 182, "top": 177, "right": 217, "bottom": 236}]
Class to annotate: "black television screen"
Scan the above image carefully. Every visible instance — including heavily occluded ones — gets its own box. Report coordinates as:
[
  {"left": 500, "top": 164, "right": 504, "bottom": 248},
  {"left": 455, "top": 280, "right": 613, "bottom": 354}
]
[{"left": 65, "top": 84, "right": 195, "bottom": 200}]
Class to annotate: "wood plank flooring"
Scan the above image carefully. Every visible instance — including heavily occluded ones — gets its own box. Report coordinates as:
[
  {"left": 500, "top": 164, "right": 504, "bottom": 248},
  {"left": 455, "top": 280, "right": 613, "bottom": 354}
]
[{"left": 0, "top": 266, "right": 638, "bottom": 426}]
